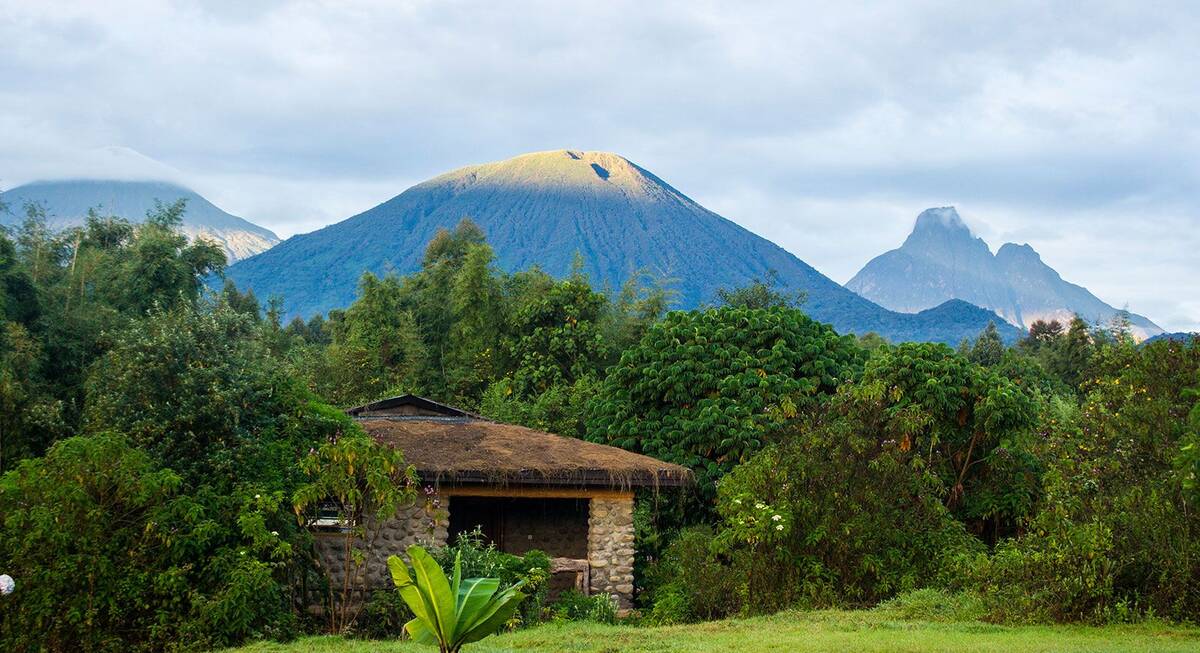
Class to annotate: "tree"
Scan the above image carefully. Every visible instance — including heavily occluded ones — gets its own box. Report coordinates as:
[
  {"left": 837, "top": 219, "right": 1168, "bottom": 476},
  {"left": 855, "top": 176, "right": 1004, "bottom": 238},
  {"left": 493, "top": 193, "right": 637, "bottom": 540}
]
[
  {"left": 710, "top": 415, "right": 978, "bottom": 611},
  {"left": 84, "top": 303, "right": 317, "bottom": 485},
  {"left": 0, "top": 434, "right": 302, "bottom": 650},
  {"left": 967, "top": 322, "right": 1005, "bottom": 367},
  {"left": 858, "top": 343, "right": 1040, "bottom": 537},
  {"left": 713, "top": 269, "right": 805, "bottom": 310},
  {"left": 1024, "top": 319, "right": 1064, "bottom": 347},
  {"left": 960, "top": 337, "right": 1200, "bottom": 622},
  {"left": 1043, "top": 315, "right": 1094, "bottom": 389},
  {"left": 219, "top": 278, "right": 262, "bottom": 320},
  {"left": 116, "top": 199, "right": 225, "bottom": 314},
  {"left": 1180, "top": 370, "right": 1200, "bottom": 505},
  {"left": 318, "top": 273, "right": 427, "bottom": 406},
  {"left": 401, "top": 219, "right": 488, "bottom": 394},
  {"left": 444, "top": 243, "right": 503, "bottom": 403},
  {"left": 77, "top": 302, "right": 361, "bottom": 645},
  {"left": 587, "top": 307, "right": 862, "bottom": 494},
  {"left": 503, "top": 273, "right": 610, "bottom": 399}
]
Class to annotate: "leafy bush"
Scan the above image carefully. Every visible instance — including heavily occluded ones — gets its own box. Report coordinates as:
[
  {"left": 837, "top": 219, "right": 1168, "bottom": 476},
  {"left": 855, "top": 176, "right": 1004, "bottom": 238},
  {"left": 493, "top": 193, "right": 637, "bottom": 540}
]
[
  {"left": 550, "top": 589, "right": 618, "bottom": 624},
  {"left": 588, "top": 307, "right": 863, "bottom": 495},
  {"left": 434, "top": 529, "right": 551, "bottom": 626},
  {"left": 0, "top": 434, "right": 298, "bottom": 652},
  {"left": 710, "top": 432, "right": 978, "bottom": 613},
  {"left": 953, "top": 338, "right": 1200, "bottom": 623},
  {"left": 480, "top": 375, "right": 599, "bottom": 438},
  {"left": 354, "top": 590, "right": 414, "bottom": 639},
  {"left": 856, "top": 343, "right": 1040, "bottom": 537},
  {"left": 643, "top": 526, "right": 739, "bottom": 623}
]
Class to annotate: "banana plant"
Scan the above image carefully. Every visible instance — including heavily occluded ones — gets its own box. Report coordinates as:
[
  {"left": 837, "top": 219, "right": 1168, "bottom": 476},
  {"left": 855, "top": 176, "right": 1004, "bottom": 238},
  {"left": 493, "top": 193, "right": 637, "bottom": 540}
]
[{"left": 387, "top": 545, "right": 527, "bottom": 652}]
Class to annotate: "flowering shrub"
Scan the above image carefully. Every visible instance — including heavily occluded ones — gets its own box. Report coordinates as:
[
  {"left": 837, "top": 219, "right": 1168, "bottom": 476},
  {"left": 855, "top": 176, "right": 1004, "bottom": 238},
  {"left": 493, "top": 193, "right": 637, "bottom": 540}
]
[{"left": 715, "top": 493, "right": 791, "bottom": 547}]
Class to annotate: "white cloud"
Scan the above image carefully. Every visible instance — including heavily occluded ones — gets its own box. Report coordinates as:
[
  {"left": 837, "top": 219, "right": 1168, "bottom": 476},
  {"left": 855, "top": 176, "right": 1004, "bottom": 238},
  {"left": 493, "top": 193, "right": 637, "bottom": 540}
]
[{"left": 0, "top": 0, "right": 1197, "bottom": 330}]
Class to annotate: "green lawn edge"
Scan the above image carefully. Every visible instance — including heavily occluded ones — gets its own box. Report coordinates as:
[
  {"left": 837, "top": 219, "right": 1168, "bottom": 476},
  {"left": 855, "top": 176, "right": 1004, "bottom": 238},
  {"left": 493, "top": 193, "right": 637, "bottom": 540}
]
[{"left": 226, "top": 608, "right": 1200, "bottom": 653}]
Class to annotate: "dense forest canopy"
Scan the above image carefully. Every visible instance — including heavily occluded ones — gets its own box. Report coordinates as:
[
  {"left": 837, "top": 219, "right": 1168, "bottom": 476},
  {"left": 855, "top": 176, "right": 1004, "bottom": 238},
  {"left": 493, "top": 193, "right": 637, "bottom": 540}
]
[{"left": 0, "top": 200, "right": 1197, "bottom": 651}]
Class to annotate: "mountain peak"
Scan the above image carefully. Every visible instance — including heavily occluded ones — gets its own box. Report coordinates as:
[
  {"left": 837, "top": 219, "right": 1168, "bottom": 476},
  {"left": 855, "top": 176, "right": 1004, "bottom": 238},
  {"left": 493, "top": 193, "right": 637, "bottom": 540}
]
[
  {"left": 847, "top": 207, "right": 1163, "bottom": 340},
  {"left": 913, "top": 206, "right": 969, "bottom": 233},
  {"left": 2, "top": 179, "right": 279, "bottom": 262},
  {"left": 432, "top": 149, "right": 663, "bottom": 198},
  {"left": 225, "top": 151, "right": 1014, "bottom": 344},
  {"left": 995, "top": 242, "right": 1042, "bottom": 264}
]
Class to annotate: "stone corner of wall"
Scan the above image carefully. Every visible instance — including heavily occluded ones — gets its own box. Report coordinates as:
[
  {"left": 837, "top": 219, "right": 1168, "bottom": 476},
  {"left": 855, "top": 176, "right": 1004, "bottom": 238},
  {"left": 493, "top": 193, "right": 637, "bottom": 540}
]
[{"left": 587, "top": 496, "right": 636, "bottom": 609}]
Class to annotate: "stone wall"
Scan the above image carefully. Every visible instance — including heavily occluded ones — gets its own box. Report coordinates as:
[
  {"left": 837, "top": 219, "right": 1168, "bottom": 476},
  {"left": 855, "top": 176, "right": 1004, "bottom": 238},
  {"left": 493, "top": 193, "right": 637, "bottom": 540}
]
[
  {"left": 314, "top": 490, "right": 639, "bottom": 611},
  {"left": 587, "top": 495, "right": 635, "bottom": 610},
  {"left": 314, "top": 496, "right": 448, "bottom": 593}
]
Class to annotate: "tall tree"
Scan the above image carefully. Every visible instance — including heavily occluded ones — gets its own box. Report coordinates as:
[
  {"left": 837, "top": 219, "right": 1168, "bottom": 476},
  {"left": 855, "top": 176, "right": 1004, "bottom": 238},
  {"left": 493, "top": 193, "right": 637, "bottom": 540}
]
[
  {"left": 444, "top": 243, "right": 503, "bottom": 403},
  {"left": 588, "top": 307, "right": 862, "bottom": 494}
]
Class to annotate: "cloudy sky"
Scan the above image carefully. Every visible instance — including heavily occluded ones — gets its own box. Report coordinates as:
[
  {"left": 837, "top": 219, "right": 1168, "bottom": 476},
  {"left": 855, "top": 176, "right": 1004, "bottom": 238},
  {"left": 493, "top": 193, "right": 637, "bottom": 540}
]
[{"left": 2, "top": 1, "right": 1197, "bottom": 330}]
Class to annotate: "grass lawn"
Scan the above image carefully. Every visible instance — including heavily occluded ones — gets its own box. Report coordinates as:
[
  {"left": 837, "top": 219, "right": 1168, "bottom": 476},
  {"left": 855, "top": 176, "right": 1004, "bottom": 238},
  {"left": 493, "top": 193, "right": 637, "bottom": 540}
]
[{"left": 228, "top": 609, "right": 1200, "bottom": 653}]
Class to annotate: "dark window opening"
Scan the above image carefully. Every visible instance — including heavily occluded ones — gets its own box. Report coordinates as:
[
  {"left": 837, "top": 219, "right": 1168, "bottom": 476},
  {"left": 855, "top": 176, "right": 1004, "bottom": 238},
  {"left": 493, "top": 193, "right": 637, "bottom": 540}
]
[{"left": 448, "top": 496, "right": 589, "bottom": 559}]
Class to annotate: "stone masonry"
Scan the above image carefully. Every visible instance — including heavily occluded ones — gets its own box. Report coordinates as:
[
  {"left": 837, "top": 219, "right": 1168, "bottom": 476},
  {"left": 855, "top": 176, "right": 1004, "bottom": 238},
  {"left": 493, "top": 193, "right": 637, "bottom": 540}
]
[
  {"left": 314, "top": 496, "right": 448, "bottom": 593},
  {"left": 587, "top": 495, "right": 636, "bottom": 610}
]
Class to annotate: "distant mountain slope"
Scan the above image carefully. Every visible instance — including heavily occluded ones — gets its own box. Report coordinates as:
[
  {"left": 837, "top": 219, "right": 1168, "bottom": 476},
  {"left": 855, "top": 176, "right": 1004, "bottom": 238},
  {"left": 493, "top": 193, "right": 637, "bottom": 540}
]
[
  {"left": 225, "top": 150, "right": 1017, "bottom": 344},
  {"left": 846, "top": 207, "right": 1162, "bottom": 340},
  {"left": 1144, "top": 332, "right": 1198, "bottom": 345},
  {"left": 2, "top": 180, "right": 280, "bottom": 262}
]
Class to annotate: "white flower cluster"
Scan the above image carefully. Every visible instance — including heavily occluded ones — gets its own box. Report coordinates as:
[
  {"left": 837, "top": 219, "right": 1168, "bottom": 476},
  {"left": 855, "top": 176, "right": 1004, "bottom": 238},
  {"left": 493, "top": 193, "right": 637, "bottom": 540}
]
[{"left": 0, "top": 574, "right": 14, "bottom": 595}]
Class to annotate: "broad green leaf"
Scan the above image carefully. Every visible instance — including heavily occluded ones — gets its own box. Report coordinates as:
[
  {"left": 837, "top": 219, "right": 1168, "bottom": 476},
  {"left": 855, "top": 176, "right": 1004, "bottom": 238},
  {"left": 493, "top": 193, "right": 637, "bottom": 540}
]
[
  {"left": 388, "top": 554, "right": 436, "bottom": 632},
  {"left": 455, "top": 576, "right": 501, "bottom": 626},
  {"left": 408, "top": 545, "right": 458, "bottom": 642},
  {"left": 404, "top": 616, "right": 439, "bottom": 646},
  {"left": 458, "top": 584, "right": 526, "bottom": 646}
]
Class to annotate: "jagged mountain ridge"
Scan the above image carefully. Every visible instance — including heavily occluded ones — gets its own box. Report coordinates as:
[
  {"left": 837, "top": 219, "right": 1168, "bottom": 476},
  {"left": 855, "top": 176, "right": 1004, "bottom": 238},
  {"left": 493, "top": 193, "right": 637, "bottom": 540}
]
[
  {"left": 225, "top": 150, "right": 1018, "bottom": 344},
  {"left": 1, "top": 179, "right": 280, "bottom": 262},
  {"left": 846, "top": 207, "right": 1162, "bottom": 340}
]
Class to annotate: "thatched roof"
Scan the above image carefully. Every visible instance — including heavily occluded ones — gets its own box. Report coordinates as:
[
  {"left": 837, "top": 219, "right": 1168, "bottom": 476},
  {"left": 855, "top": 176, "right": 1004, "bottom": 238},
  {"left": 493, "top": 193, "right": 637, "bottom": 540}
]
[{"left": 352, "top": 398, "right": 691, "bottom": 490}]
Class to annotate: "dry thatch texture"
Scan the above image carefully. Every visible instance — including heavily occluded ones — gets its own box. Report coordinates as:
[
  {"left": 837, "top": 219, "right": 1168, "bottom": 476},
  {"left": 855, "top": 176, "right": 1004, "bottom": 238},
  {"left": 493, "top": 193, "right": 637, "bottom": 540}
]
[{"left": 358, "top": 417, "right": 691, "bottom": 490}]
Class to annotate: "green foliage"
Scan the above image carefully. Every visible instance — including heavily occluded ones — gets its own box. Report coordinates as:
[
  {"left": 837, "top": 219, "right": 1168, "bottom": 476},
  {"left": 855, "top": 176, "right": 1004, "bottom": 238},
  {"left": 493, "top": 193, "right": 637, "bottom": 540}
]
[
  {"left": 84, "top": 303, "right": 323, "bottom": 486},
  {"left": 479, "top": 375, "right": 599, "bottom": 438},
  {"left": 0, "top": 434, "right": 296, "bottom": 652},
  {"left": 293, "top": 432, "right": 417, "bottom": 633},
  {"left": 444, "top": 244, "right": 503, "bottom": 402},
  {"left": 709, "top": 424, "right": 979, "bottom": 612},
  {"left": 858, "top": 343, "right": 1040, "bottom": 534},
  {"left": 549, "top": 589, "right": 617, "bottom": 624},
  {"left": 503, "top": 272, "right": 610, "bottom": 399},
  {"left": 966, "top": 322, "right": 1005, "bottom": 367},
  {"left": 386, "top": 546, "right": 527, "bottom": 653},
  {"left": 954, "top": 338, "right": 1200, "bottom": 623},
  {"left": 588, "top": 307, "right": 863, "bottom": 494},
  {"left": 713, "top": 269, "right": 806, "bottom": 310},
  {"left": 0, "top": 205, "right": 226, "bottom": 470},
  {"left": 433, "top": 529, "right": 550, "bottom": 626},
  {"left": 1177, "top": 370, "right": 1200, "bottom": 504},
  {"left": 642, "top": 526, "right": 738, "bottom": 623},
  {"left": 113, "top": 199, "right": 226, "bottom": 315},
  {"left": 305, "top": 273, "right": 427, "bottom": 407}
]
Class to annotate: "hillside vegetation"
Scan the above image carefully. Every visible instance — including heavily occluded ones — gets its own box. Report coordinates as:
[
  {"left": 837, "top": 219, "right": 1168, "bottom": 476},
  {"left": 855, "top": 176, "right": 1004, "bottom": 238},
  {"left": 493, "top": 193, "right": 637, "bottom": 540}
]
[{"left": 1, "top": 203, "right": 1197, "bottom": 652}]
